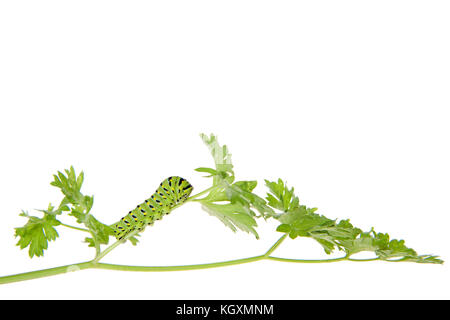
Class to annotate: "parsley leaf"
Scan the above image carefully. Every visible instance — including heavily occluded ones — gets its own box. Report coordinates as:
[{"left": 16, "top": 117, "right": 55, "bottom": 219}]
[
  {"left": 196, "top": 134, "right": 273, "bottom": 238},
  {"left": 83, "top": 214, "right": 113, "bottom": 247},
  {"left": 265, "top": 178, "right": 299, "bottom": 214},
  {"left": 14, "top": 204, "right": 61, "bottom": 258},
  {"left": 201, "top": 202, "right": 259, "bottom": 238},
  {"left": 266, "top": 178, "right": 443, "bottom": 264},
  {"left": 51, "top": 166, "right": 93, "bottom": 216},
  {"left": 51, "top": 166, "right": 119, "bottom": 248},
  {"left": 197, "top": 133, "right": 234, "bottom": 184}
]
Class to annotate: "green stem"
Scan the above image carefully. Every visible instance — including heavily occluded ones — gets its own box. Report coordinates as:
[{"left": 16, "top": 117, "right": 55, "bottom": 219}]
[
  {"left": 0, "top": 261, "right": 94, "bottom": 285},
  {"left": 347, "top": 257, "right": 380, "bottom": 262},
  {"left": 60, "top": 221, "right": 100, "bottom": 257},
  {"left": 186, "top": 186, "right": 217, "bottom": 201},
  {"left": 266, "top": 255, "right": 349, "bottom": 263},
  {"left": 59, "top": 223, "right": 90, "bottom": 233},
  {"left": 93, "top": 228, "right": 141, "bottom": 262},
  {"left": 90, "top": 231, "right": 101, "bottom": 257},
  {"left": 264, "top": 234, "right": 287, "bottom": 256},
  {"left": 93, "top": 255, "right": 264, "bottom": 272}
]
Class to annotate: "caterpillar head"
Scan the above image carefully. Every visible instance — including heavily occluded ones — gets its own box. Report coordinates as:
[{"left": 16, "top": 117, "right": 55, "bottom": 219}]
[
  {"left": 176, "top": 176, "right": 194, "bottom": 202},
  {"left": 164, "top": 176, "right": 193, "bottom": 204}
]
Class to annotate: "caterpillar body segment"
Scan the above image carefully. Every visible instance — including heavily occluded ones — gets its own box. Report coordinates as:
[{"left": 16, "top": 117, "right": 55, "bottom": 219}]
[{"left": 112, "top": 176, "right": 193, "bottom": 240}]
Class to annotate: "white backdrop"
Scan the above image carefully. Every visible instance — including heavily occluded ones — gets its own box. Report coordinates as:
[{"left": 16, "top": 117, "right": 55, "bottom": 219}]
[{"left": 0, "top": 1, "right": 449, "bottom": 299}]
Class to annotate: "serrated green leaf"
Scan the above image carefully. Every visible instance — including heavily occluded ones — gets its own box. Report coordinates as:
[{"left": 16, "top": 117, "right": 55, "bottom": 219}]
[
  {"left": 198, "top": 179, "right": 273, "bottom": 236},
  {"left": 51, "top": 166, "right": 90, "bottom": 211},
  {"left": 340, "top": 231, "right": 380, "bottom": 255},
  {"left": 226, "top": 181, "right": 274, "bottom": 218},
  {"left": 401, "top": 255, "right": 444, "bottom": 264},
  {"left": 84, "top": 214, "right": 113, "bottom": 246},
  {"left": 265, "top": 179, "right": 299, "bottom": 213},
  {"left": 201, "top": 202, "right": 259, "bottom": 239},
  {"left": 268, "top": 176, "right": 443, "bottom": 262},
  {"left": 197, "top": 135, "right": 273, "bottom": 236},
  {"left": 14, "top": 210, "right": 61, "bottom": 258},
  {"left": 49, "top": 167, "right": 113, "bottom": 250},
  {"left": 199, "top": 133, "right": 234, "bottom": 184}
]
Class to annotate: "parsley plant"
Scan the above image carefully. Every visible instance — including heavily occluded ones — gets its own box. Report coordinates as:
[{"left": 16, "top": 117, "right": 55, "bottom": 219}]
[{"left": 0, "top": 134, "right": 442, "bottom": 285}]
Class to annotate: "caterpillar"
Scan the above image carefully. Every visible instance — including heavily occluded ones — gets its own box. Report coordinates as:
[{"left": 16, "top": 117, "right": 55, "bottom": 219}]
[{"left": 111, "top": 176, "right": 193, "bottom": 240}]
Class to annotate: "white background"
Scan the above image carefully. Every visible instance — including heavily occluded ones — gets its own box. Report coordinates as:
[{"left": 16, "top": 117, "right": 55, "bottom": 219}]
[{"left": 0, "top": 1, "right": 449, "bottom": 299}]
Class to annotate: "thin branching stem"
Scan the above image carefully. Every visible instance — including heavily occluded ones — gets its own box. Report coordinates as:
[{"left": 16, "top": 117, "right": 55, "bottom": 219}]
[
  {"left": 266, "top": 256, "right": 349, "bottom": 263},
  {"left": 186, "top": 186, "right": 217, "bottom": 202},
  {"left": 59, "top": 223, "right": 90, "bottom": 233},
  {"left": 264, "top": 234, "right": 287, "bottom": 256}
]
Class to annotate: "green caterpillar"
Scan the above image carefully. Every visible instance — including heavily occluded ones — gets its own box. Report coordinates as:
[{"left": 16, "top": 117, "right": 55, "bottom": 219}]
[{"left": 112, "top": 176, "right": 193, "bottom": 240}]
